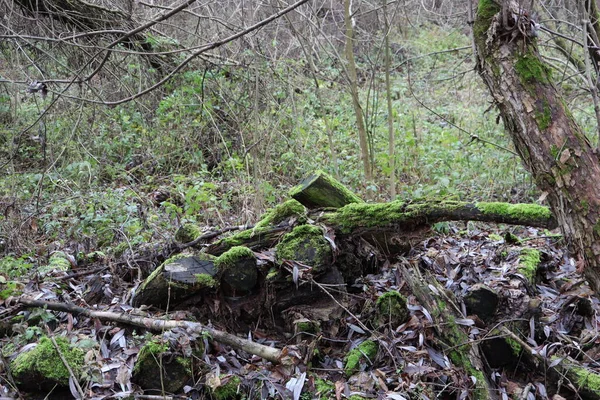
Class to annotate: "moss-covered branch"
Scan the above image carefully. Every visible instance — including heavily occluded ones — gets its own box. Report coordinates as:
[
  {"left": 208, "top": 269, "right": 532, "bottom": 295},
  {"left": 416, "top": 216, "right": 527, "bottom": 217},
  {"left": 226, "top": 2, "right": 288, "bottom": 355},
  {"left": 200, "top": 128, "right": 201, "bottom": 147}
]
[{"left": 320, "top": 200, "right": 556, "bottom": 234}]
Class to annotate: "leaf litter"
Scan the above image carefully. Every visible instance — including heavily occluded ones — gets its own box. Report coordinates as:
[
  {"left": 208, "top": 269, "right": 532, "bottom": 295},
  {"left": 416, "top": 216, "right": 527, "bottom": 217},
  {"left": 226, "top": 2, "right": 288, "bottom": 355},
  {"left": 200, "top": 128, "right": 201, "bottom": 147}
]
[{"left": 0, "top": 222, "right": 599, "bottom": 399}]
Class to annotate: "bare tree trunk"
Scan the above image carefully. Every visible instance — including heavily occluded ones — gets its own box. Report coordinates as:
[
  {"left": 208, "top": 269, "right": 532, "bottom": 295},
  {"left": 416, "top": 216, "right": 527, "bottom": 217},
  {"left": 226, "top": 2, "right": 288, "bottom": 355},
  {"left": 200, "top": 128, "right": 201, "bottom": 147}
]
[
  {"left": 344, "top": 0, "right": 372, "bottom": 181},
  {"left": 474, "top": 0, "right": 600, "bottom": 294}
]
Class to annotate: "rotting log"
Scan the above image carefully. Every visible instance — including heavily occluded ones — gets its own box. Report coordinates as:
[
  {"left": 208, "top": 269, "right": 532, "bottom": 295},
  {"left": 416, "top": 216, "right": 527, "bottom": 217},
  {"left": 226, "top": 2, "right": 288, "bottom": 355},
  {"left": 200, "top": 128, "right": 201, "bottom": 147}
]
[
  {"left": 289, "top": 170, "right": 363, "bottom": 208},
  {"left": 132, "top": 254, "right": 216, "bottom": 308},
  {"left": 398, "top": 261, "right": 492, "bottom": 400}
]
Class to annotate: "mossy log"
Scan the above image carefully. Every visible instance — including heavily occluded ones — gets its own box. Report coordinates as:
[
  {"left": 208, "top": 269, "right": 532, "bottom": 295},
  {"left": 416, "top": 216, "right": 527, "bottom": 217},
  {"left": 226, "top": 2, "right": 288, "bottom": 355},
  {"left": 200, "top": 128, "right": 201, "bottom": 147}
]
[
  {"left": 215, "top": 246, "right": 258, "bottom": 295},
  {"left": 205, "top": 200, "right": 556, "bottom": 258},
  {"left": 132, "top": 255, "right": 217, "bottom": 308},
  {"left": 398, "top": 262, "right": 492, "bottom": 400},
  {"left": 289, "top": 170, "right": 363, "bottom": 208}
]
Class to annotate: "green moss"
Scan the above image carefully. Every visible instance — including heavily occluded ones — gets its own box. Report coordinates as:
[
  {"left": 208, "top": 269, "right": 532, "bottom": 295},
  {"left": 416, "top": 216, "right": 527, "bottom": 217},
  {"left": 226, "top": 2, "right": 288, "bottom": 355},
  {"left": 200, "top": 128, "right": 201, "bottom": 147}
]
[
  {"left": 175, "top": 223, "right": 203, "bottom": 243},
  {"left": 289, "top": 170, "right": 363, "bottom": 207},
  {"left": 214, "top": 246, "right": 255, "bottom": 272},
  {"left": 518, "top": 248, "right": 541, "bottom": 281},
  {"left": 195, "top": 273, "right": 217, "bottom": 288},
  {"left": 275, "top": 225, "right": 332, "bottom": 271},
  {"left": 213, "top": 375, "right": 242, "bottom": 400},
  {"left": 219, "top": 226, "right": 272, "bottom": 248},
  {"left": 38, "top": 252, "right": 72, "bottom": 275},
  {"left": 442, "top": 316, "right": 487, "bottom": 399},
  {"left": 572, "top": 367, "right": 600, "bottom": 392},
  {"left": 344, "top": 340, "right": 378, "bottom": 376},
  {"left": 476, "top": 202, "right": 552, "bottom": 220},
  {"left": 0, "top": 281, "right": 23, "bottom": 300},
  {"left": 314, "top": 378, "right": 335, "bottom": 399},
  {"left": 12, "top": 336, "right": 85, "bottom": 386},
  {"left": 473, "top": 0, "right": 500, "bottom": 47},
  {"left": 133, "top": 339, "right": 169, "bottom": 375},
  {"left": 325, "top": 200, "right": 464, "bottom": 234},
  {"left": 376, "top": 291, "right": 409, "bottom": 326},
  {"left": 581, "top": 200, "right": 590, "bottom": 214},
  {"left": 266, "top": 267, "right": 280, "bottom": 281},
  {"left": 502, "top": 333, "right": 522, "bottom": 355},
  {"left": 594, "top": 220, "right": 600, "bottom": 237},
  {"left": 515, "top": 53, "right": 552, "bottom": 85},
  {"left": 296, "top": 320, "right": 320, "bottom": 334},
  {"left": 535, "top": 99, "right": 552, "bottom": 130},
  {"left": 255, "top": 199, "right": 306, "bottom": 228},
  {"left": 488, "top": 233, "right": 502, "bottom": 241}
]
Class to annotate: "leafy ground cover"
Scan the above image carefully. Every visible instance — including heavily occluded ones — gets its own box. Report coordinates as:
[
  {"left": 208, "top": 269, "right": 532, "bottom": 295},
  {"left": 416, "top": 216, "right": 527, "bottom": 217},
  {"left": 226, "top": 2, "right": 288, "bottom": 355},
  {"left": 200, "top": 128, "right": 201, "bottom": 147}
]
[
  {"left": 2, "top": 10, "right": 600, "bottom": 398},
  {"left": 1, "top": 219, "right": 598, "bottom": 399}
]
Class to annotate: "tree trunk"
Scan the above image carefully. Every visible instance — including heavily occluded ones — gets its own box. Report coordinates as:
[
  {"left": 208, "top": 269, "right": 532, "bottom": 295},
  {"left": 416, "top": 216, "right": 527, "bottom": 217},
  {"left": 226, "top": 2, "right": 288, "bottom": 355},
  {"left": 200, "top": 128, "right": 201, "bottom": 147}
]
[
  {"left": 474, "top": 0, "right": 600, "bottom": 293},
  {"left": 344, "top": 0, "right": 372, "bottom": 181}
]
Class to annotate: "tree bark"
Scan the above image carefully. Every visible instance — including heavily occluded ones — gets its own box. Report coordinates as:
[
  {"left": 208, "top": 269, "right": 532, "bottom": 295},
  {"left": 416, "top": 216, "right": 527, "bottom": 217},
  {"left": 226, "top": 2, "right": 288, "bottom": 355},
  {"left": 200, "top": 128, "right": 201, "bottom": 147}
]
[{"left": 474, "top": 0, "right": 600, "bottom": 294}]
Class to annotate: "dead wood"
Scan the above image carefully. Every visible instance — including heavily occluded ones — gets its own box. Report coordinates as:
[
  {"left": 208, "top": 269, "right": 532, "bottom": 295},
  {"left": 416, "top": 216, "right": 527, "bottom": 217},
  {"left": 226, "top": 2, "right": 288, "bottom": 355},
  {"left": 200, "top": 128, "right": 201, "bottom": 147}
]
[
  {"left": 398, "top": 260, "right": 492, "bottom": 399},
  {"left": 499, "top": 326, "right": 600, "bottom": 400},
  {"left": 14, "top": 297, "right": 283, "bottom": 363}
]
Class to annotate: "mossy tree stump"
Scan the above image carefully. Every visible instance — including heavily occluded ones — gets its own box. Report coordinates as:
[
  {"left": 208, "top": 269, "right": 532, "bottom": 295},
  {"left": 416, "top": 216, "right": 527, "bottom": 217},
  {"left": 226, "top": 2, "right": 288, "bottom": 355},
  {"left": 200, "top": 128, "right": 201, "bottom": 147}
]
[{"left": 289, "top": 170, "right": 363, "bottom": 208}]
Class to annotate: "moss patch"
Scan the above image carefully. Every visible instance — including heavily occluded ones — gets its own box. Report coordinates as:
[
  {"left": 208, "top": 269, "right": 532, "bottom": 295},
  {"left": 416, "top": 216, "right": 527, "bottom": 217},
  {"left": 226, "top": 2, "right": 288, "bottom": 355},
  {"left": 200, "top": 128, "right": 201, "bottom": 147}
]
[
  {"left": 213, "top": 375, "right": 242, "bottom": 400},
  {"left": 376, "top": 290, "right": 409, "bottom": 327},
  {"left": 325, "top": 200, "right": 463, "bottom": 234},
  {"left": 219, "top": 226, "right": 272, "bottom": 248},
  {"left": 289, "top": 170, "right": 363, "bottom": 208},
  {"left": 344, "top": 340, "right": 378, "bottom": 376},
  {"left": 255, "top": 199, "right": 306, "bottom": 228},
  {"left": 473, "top": 0, "right": 501, "bottom": 48},
  {"left": 476, "top": 202, "right": 552, "bottom": 220},
  {"left": 195, "top": 273, "right": 217, "bottom": 288},
  {"left": 12, "top": 336, "right": 85, "bottom": 387},
  {"left": 275, "top": 225, "right": 332, "bottom": 271},
  {"left": 572, "top": 366, "right": 600, "bottom": 393},
  {"left": 214, "top": 246, "right": 255, "bottom": 272},
  {"left": 175, "top": 223, "right": 203, "bottom": 243},
  {"left": 515, "top": 53, "right": 552, "bottom": 85},
  {"left": 518, "top": 248, "right": 540, "bottom": 282}
]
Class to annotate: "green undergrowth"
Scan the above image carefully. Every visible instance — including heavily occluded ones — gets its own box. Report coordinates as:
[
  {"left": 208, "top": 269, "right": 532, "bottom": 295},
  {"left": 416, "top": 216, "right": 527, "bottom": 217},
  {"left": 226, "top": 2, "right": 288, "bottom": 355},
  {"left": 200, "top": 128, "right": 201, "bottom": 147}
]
[{"left": 5, "top": 17, "right": 589, "bottom": 266}]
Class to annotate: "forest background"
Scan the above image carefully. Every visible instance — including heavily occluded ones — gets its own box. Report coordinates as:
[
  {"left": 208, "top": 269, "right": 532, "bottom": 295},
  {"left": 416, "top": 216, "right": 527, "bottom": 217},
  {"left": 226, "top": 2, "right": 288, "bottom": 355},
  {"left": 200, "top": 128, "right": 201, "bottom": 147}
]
[{"left": 1, "top": 0, "right": 573, "bottom": 260}]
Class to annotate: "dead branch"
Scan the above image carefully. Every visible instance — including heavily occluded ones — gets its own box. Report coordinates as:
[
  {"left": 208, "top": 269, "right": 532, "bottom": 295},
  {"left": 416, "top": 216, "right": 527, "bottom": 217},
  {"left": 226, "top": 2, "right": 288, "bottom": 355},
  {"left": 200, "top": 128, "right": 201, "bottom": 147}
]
[{"left": 14, "top": 297, "right": 282, "bottom": 363}]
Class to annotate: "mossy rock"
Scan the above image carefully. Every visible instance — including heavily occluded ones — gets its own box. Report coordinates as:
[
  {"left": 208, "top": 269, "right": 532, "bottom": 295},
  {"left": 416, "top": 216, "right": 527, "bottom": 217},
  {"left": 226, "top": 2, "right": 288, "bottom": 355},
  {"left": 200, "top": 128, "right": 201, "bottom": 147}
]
[
  {"left": 344, "top": 340, "right": 378, "bottom": 376},
  {"left": 11, "top": 336, "right": 85, "bottom": 390},
  {"left": 275, "top": 225, "right": 333, "bottom": 272},
  {"left": 132, "top": 254, "right": 217, "bottom": 308},
  {"left": 375, "top": 290, "right": 409, "bottom": 327}
]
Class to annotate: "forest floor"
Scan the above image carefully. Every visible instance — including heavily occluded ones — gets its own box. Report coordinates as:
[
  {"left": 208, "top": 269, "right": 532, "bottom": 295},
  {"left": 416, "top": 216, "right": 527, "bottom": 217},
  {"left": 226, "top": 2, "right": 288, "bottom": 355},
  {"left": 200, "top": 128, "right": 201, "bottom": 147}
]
[{"left": 1, "top": 211, "right": 598, "bottom": 399}]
